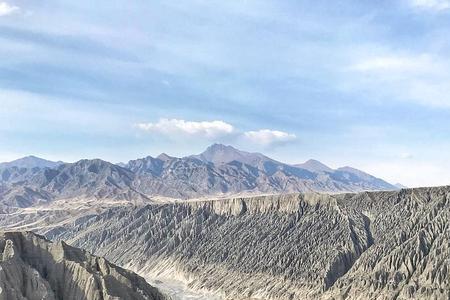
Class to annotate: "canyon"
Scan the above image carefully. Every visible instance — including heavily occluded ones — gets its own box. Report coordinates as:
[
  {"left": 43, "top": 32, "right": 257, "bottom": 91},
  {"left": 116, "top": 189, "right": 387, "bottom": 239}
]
[{"left": 1, "top": 186, "right": 449, "bottom": 299}]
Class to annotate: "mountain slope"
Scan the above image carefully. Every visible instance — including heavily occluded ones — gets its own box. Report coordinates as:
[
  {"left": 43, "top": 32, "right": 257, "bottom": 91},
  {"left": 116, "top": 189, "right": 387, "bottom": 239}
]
[
  {"left": 0, "top": 159, "right": 150, "bottom": 212},
  {"left": 295, "top": 159, "right": 334, "bottom": 172},
  {"left": 38, "top": 159, "right": 143, "bottom": 200},
  {"left": 0, "top": 166, "right": 45, "bottom": 183},
  {"left": 44, "top": 186, "right": 450, "bottom": 300},
  {"left": 0, "top": 156, "right": 63, "bottom": 169},
  {"left": 0, "top": 231, "right": 169, "bottom": 300}
]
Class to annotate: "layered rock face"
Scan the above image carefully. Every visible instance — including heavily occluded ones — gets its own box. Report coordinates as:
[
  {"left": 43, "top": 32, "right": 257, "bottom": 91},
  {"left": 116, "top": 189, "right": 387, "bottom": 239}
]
[
  {"left": 47, "top": 186, "right": 450, "bottom": 299},
  {"left": 0, "top": 231, "right": 169, "bottom": 300}
]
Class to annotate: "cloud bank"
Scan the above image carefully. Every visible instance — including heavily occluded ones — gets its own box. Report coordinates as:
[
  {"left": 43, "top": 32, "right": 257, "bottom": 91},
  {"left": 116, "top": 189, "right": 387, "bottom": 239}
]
[
  {"left": 243, "top": 129, "right": 297, "bottom": 146},
  {"left": 136, "top": 118, "right": 296, "bottom": 146},
  {"left": 0, "top": 2, "right": 19, "bottom": 16},
  {"left": 136, "top": 119, "right": 235, "bottom": 138}
]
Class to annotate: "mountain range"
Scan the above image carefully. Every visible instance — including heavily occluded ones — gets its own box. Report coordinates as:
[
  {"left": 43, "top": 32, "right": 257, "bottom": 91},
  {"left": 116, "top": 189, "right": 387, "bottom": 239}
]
[{"left": 0, "top": 144, "right": 398, "bottom": 211}]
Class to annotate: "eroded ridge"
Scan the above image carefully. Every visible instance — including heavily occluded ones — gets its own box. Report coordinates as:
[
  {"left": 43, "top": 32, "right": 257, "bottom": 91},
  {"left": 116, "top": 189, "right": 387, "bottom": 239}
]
[
  {"left": 46, "top": 187, "right": 450, "bottom": 299},
  {"left": 0, "top": 231, "right": 169, "bottom": 300}
]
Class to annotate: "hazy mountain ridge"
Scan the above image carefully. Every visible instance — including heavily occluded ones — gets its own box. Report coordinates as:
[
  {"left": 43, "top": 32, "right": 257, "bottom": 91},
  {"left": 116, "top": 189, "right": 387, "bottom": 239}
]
[
  {"left": 0, "top": 159, "right": 150, "bottom": 212},
  {"left": 40, "top": 186, "right": 450, "bottom": 300},
  {"left": 0, "top": 144, "right": 397, "bottom": 210},
  {"left": 128, "top": 144, "right": 395, "bottom": 197},
  {"left": 0, "top": 156, "right": 63, "bottom": 169}
]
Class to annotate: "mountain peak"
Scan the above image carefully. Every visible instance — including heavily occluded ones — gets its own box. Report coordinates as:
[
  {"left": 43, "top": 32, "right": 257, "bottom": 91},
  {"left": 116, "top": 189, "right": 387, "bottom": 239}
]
[
  {"left": 193, "top": 143, "right": 269, "bottom": 165},
  {"left": 23, "top": 155, "right": 39, "bottom": 159},
  {"left": 0, "top": 156, "right": 63, "bottom": 169},
  {"left": 157, "top": 153, "right": 174, "bottom": 161},
  {"left": 202, "top": 143, "right": 243, "bottom": 156},
  {"left": 295, "top": 159, "right": 333, "bottom": 173},
  {"left": 207, "top": 143, "right": 237, "bottom": 151}
]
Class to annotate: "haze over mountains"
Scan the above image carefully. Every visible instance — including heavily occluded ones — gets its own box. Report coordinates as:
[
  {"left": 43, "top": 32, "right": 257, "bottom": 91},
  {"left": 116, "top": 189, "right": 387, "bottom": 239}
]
[{"left": 0, "top": 144, "right": 398, "bottom": 212}]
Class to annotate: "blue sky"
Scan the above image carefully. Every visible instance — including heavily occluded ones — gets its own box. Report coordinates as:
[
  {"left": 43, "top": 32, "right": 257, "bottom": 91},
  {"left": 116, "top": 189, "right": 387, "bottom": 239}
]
[{"left": 1, "top": 0, "right": 450, "bottom": 187}]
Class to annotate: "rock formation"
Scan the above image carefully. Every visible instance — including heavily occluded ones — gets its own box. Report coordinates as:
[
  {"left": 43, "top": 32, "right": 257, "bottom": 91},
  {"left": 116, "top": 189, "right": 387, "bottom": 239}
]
[
  {"left": 0, "top": 231, "right": 169, "bottom": 300},
  {"left": 43, "top": 186, "right": 449, "bottom": 299}
]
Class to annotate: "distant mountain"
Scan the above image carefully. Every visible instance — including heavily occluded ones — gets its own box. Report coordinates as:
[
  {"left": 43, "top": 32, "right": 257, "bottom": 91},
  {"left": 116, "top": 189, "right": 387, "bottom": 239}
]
[
  {"left": 295, "top": 159, "right": 334, "bottom": 173},
  {"left": 192, "top": 144, "right": 395, "bottom": 191},
  {"left": 192, "top": 143, "right": 312, "bottom": 177},
  {"left": 0, "top": 156, "right": 63, "bottom": 186},
  {"left": 332, "top": 166, "right": 394, "bottom": 191},
  {"left": 0, "top": 159, "right": 149, "bottom": 212},
  {"left": 116, "top": 162, "right": 127, "bottom": 168},
  {"left": 128, "top": 144, "right": 395, "bottom": 197},
  {"left": 0, "top": 144, "right": 398, "bottom": 210},
  {"left": 192, "top": 143, "right": 274, "bottom": 166},
  {"left": 0, "top": 155, "right": 63, "bottom": 169},
  {"left": 37, "top": 159, "right": 146, "bottom": 201},
  {"left": 0, "top": 165, "right": 44, "bottom": 183},
  {"left": 395, "top": 183, "right": 408, "bottom": 189}
]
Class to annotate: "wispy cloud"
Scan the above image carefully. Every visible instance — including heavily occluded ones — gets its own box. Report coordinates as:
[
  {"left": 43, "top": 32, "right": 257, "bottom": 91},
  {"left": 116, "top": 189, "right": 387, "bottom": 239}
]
[
  {"left": 347, "top": 52, "right": 450, "bottom": 108},
  {"left": 351, "top": 54, "right": 435, "bottom": 72},
  {"left": 409, "top": 0, "right": 450, "bottom": 11},
  {"left": 136, "top": 118, "right": 235, "bottom": 139},
  {"left": 0, "top": 2, "right": 19, "bottom": 16},
  {"left": 243, "top": 129, "right": 296, "bottom": 146}
]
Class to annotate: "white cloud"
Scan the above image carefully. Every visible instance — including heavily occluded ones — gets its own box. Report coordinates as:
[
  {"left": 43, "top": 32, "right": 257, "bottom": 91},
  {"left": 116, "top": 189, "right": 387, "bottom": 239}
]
[
  {"left": 243, "top": 129, "right": 296, "bottom": 146},
  {"left": 410, "top": 0, "right": 450, "bottom": 10},
  {"left": 136, "top": 119, "right": 298, "bottom": 146},
  {"left": 0, "top": 2, "right": 19, "bottom": 16},
  {"left": 136, "top": 118, "right": 235, "bottom": 138}
]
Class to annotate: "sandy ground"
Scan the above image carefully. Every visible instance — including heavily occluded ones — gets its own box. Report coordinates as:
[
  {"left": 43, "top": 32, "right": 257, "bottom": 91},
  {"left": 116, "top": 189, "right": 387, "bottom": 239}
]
[{"left": 148, "top": 278, "right": 221, "bottom": 300}]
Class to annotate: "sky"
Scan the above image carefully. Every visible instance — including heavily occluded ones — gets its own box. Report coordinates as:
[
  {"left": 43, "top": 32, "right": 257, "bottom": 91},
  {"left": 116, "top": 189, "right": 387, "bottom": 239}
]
[{"left": 1, "top": 0, "right": 450, "bottom": 187}]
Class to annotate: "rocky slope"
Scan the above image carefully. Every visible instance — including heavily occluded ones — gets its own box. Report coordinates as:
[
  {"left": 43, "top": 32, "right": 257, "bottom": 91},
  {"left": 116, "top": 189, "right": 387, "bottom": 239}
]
[
  {"left": 0, "top": 159, "right": 150, "bottom": 212},
  {"left": 0, "top": 231, "right": 169, "bottom": 300},
  {"left": 42, "top": 186, "right": 449, "bottom": 300}
]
